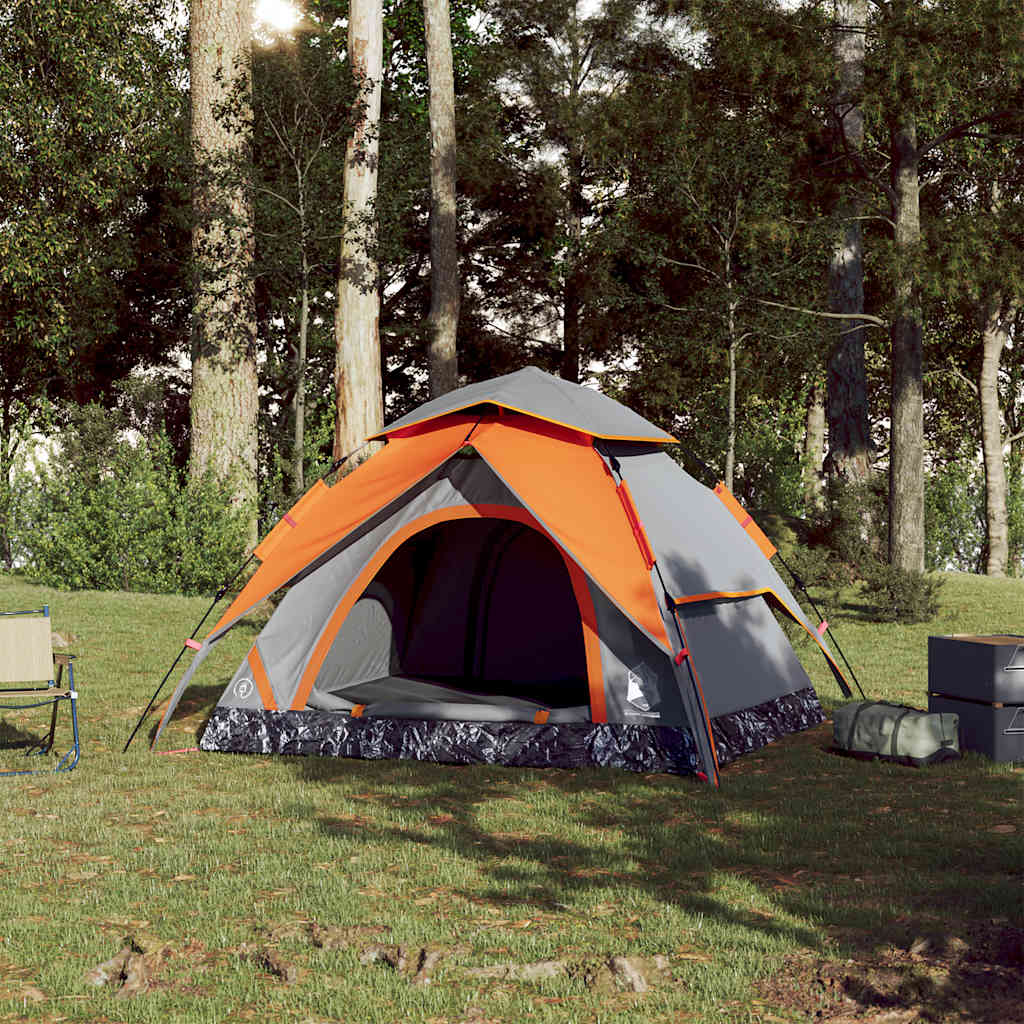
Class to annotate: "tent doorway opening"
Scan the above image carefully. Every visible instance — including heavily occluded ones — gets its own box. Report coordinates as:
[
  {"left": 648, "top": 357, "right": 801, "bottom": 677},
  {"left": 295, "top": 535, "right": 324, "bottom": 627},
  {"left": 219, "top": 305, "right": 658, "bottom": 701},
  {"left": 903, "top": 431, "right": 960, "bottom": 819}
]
[{"left": 308, "top": 516, "right": 594, "bottom": 722}]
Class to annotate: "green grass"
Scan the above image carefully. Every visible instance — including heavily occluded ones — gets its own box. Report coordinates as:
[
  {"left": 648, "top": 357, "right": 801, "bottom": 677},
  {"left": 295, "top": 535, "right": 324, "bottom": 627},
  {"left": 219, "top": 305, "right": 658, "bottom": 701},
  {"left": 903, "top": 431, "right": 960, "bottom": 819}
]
[{"left": 0, "top": 571, "right": 1021, "bottom": 1023}]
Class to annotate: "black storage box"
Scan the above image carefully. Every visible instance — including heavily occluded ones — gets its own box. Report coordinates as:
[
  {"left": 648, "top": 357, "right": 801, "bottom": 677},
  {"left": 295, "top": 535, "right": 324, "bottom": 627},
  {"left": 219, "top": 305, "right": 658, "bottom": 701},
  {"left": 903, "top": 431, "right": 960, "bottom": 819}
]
[{"left": 927, "top": 635, "right": 1024, "bottom": 763}]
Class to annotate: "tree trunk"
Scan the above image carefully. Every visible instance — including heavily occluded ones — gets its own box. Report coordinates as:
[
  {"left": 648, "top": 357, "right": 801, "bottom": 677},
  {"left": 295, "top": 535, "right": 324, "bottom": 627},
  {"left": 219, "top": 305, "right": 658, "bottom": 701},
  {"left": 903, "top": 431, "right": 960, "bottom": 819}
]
[
  {"left": 803, "top": 376, "right": 826, "bottom": 510},
  {"left": 888, "top": 121, "right": 925, "bottom": 571},
  {"left": 980, "top": 294, "right": 1019, "bottom": 577},
  {"left": 826, "top": 0, "right": 871, "bottom": 484},
  {"left": 292, "top": 246, "right": 309, "bottom": 498},
  {"left": 0, "top": 396, "right": 14, "bottom": 568},
  {"left": 561, "top": 149, "right": 583, "bottom": 384},
  {"left": 333, "top": 0, "right": 384, "bottom": 472},
  {"left": 724, "top": 267, "right": 738, "bottom": 493},
  {"left": 189, "top": 0, "right": 259, "bottom": 546},
  {"left": 424, "top": 0, "right": 460, "bottom": 398},
  {"left": 561, "top": 13, "right": 583, "bottom": 384}
]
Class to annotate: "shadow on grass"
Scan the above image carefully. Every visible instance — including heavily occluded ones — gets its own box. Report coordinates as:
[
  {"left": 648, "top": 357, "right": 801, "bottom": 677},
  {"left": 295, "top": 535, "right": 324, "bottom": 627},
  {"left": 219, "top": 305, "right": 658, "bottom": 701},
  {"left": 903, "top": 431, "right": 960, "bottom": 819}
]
[
  {"left": 143, "top": 683, "right": 225, "bottom": 748},
  {"left": 285, "top": 723, "right": 1021, "bottom": 977}
]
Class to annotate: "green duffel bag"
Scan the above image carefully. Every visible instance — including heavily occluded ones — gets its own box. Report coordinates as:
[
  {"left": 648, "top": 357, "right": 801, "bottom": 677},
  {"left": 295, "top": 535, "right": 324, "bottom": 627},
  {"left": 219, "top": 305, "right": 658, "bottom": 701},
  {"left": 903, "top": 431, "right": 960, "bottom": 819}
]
[{"left": 833, "top": 701, "right": 960, "bottom": 766}]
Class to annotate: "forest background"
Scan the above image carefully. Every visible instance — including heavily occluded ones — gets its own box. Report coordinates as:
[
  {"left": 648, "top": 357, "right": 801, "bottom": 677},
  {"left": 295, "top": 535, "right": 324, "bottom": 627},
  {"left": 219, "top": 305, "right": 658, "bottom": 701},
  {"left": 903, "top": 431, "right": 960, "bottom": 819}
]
[{"left": 1, "top": 0, "right": 1022, "bottom": 604}]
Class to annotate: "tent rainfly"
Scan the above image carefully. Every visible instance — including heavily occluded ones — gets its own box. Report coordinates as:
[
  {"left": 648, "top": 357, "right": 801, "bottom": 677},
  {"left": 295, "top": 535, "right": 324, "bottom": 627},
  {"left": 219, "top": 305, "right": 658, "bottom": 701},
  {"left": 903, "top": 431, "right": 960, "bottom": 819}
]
[{"left": 154, "top": 366, "right": 849, "bottom": 784}]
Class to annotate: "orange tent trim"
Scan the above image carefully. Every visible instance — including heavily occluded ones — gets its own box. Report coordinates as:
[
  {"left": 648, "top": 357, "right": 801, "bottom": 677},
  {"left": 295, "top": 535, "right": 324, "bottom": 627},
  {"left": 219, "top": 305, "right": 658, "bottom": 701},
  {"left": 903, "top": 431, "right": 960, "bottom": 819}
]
[{"left": 368, "top": 401, "right": 677, "bottom": 444}]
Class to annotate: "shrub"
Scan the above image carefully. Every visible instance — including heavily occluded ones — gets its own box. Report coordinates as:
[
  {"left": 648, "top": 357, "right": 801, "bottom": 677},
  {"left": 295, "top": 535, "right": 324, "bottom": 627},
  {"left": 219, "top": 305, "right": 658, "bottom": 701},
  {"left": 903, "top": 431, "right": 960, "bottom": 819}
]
[
  {"left": 860, "top": 562, "right": 944, "bottom": 624},
  {"left": 14, "top": 409, "right": 248, "bottom": 595}
]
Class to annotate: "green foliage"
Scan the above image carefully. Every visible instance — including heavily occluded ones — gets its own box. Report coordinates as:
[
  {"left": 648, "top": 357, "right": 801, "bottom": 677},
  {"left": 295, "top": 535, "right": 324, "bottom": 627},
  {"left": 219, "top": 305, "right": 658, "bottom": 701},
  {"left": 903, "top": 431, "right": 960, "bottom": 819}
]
[
  {"left": 860, "top": 562, "right": 945, "bottom": 624},
  {"left": 13, "top": 406, "right": 247, "bottom": 595},
  {"left": 808, "top": 479, "right": 888, "bottom": 578},
  {"left": 925, "top": 452, "right": 986, "bottom": 573}
]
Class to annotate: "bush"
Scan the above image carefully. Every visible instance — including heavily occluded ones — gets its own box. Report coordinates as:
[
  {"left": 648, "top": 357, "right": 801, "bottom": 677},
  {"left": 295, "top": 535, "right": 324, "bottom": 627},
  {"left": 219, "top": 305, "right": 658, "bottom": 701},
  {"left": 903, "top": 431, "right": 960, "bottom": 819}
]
[
  {"left": 860, "top": 562, "right": 944, "bottom": 624},
  {"left": 14, "top": 408, "right": 248, "bottom": 595}
]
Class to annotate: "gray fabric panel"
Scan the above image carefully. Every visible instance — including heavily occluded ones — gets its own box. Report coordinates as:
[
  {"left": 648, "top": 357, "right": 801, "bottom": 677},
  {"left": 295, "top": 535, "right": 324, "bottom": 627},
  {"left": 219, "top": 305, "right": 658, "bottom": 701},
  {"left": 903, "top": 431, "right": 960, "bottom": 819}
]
[
  {"left": 376, "top": 366, "right": 673, "bottom": 442},
  {"left": 311, "top": 583, "right": 397, "bottom": 700},
  {"left": 328, "top": 675, "right": 546, "bottom": 707},
  {"left": 221, "top": 651, "right": 271, "bottom": 711},
  {"left": 676, "top": 596, "right": 814, "bottom": 718},
  {"left": 358, "top": 700, "right": 590, "bottom": 724},
  {"left": 151, "top": 641, "right": 214, "bottom": 749},
  {"left": 587, "top": 583, "right": 687, "bottom": 727},
  {"left": 233, "top": 458, "right": 521, "bottom": 710},
  {"left": 610, "top": 445, "right": 822, "bottom": 640}
]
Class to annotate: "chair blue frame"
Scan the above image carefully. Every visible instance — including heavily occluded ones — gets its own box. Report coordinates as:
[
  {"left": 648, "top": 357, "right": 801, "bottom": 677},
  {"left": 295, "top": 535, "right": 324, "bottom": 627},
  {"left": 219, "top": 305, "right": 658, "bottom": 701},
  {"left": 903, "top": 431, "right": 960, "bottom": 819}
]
[{"left": 0, "top": 606, "right": 80, "bottom": 775}]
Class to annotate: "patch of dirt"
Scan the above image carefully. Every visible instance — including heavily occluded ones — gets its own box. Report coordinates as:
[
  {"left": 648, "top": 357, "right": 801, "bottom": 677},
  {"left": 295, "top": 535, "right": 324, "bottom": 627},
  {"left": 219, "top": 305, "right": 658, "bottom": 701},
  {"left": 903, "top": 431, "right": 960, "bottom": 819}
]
[
  {"left": 754, "top": 922, "right": 1024, "bottom": 1023},
  {"left": 83, "top": 933, "right": 219, "bottom": 999}
]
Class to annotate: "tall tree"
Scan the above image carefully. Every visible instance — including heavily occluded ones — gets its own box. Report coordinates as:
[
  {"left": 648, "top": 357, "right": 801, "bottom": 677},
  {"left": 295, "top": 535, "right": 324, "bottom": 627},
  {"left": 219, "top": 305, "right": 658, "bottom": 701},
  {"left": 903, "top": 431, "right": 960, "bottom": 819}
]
[
  {"left": 825, "top": 0, "right": 872, "bottom": 484},
  {"left": 423, "top": 0, "right": 460, "bottom": 396},
  {"left": 856, "top": 0, "right": 1021, "bottom": 570},
  {"left": 480, "top": 0, "right": 649, "bottom": 383},
  {"left": 979, "top": 294, "right": 1020, "bottom": 575},
  {"left": 190, "top": 0, "right": 260, "bottom": 543},
  {"left": 334, "top": 0, "right": 385, "bottom": 468},
  {"left": 251, "top": 21, "right": 353, "bottom": 499},
  {"left": 0, "top": 0, "right": 187, "bottom": 565}
]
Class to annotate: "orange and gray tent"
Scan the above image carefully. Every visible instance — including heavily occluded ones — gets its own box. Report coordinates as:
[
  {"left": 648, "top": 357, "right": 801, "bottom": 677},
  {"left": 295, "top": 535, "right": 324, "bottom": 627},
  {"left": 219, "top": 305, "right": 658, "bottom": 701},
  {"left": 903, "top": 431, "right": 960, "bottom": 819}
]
[{"left": 154, "top": 366, "right": 849, "bottom": 785}]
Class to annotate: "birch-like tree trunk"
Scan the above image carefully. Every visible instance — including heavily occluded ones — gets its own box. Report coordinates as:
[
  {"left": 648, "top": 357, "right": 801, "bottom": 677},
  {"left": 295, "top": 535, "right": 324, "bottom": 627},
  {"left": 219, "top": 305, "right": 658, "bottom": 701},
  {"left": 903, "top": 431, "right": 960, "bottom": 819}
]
[
  {"left": 826, "top": 0, "right": 872, "bottom": 484},
  {"left": 190, "top": 0, "right": 259, "bottom": 545},
  {"left": 888, "top": 121, "right": 925, "bottom": 571},
  {"left": 560, "top": 143, "right": 585, "bottom": 383},
  {"left": 293, "top": 243, "right": 310, "bottom": 496},
  {"left": 424, "top": 0, "right": 460, "bottom": 398},
  {"left": 803, "top": 378, "right": 826, "bottom": 509},
  {"left": 333, "top": 0, "right": 384, "bottom": 470},
  {"left": 980, "top": 294, "right": 1019, "bottom": 576}
]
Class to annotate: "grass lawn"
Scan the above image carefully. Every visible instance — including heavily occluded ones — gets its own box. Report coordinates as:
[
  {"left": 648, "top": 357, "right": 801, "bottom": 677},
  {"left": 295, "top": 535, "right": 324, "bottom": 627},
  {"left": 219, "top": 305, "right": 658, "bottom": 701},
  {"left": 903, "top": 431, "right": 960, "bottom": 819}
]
[{"left": 0, "top": 570, "right": 1021, "bottom": 1023}]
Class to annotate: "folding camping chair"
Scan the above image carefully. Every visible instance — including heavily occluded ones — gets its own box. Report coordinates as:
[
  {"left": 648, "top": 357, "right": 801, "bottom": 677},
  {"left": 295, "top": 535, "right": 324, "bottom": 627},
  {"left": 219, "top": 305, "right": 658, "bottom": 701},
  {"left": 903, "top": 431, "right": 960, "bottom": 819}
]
[{"left": 0, "top": 607, "right": 79, "bottom": 775}]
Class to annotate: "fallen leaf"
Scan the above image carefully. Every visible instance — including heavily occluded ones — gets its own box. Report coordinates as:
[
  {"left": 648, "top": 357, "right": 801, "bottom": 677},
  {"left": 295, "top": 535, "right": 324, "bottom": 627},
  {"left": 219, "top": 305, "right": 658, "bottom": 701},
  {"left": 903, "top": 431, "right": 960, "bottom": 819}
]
[{"left": 988, "top": 824, "right": 1016, "bottom": 834}]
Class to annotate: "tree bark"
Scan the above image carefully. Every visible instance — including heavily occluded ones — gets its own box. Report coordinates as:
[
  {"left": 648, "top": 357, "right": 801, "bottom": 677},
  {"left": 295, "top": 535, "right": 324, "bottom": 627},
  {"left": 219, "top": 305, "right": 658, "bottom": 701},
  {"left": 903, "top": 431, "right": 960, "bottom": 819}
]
[
  {"left": 561, "top": 11, "right": 583, "bottom": 384},
  {"left": 189, "top": 0, "right": 259, "bottom": 545},
  {"left": 724, "top": 255, "right": 738, "bottom": 493},
  {"left": 980, "top": 294, "right": 1019, "bottom": 577},
  {"left": 333, "top": 0, "right": 384, "bottom": 471},
  {"left": 424, "top": 0, "right": 460, "bottom": 398},
  {"left": 888, "top": 120, "right": 925, "bottom": 571},
  {"left": 803, "top": 377, "right": 826, "bottom": 509},
  {"left": 561, "top": 148, "right": 583, "bottom": 384},
  {"left": 826, "top": 0, "right": 872, "bottom": 485},
  {"left": 293, "top": 245, "right": 309, "bottom": 497}
]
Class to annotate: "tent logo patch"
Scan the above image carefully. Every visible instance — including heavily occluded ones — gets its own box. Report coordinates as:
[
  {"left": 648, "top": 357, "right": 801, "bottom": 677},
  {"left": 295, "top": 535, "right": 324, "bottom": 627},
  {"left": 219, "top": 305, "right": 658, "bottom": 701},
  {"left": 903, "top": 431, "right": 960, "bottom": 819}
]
[
  {"left": 626, "top": 666, "right": 657, "bottom": 716},
  {"left": 234, "top": 677, "right": 255, "bottom": 701}
]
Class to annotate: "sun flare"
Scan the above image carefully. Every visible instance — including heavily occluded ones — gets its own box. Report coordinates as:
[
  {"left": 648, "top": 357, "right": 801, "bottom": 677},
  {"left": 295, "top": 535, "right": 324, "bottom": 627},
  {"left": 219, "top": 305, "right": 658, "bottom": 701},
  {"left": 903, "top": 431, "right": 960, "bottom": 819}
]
[{"left": 254, "top": 0, "right": 300, "bottom": 35}]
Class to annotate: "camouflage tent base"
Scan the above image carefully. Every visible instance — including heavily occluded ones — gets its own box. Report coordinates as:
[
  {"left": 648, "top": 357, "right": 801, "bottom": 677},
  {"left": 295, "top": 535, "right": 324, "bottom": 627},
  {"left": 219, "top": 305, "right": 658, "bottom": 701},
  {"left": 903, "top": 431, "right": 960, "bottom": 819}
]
[{"left": 198, "top": 687, "right": 823, "bottom": 775}]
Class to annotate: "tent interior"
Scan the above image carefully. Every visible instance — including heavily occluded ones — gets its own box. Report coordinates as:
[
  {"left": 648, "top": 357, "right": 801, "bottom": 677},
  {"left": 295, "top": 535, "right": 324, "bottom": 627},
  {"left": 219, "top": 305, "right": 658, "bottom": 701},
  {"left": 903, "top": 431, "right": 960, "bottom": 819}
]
[{"left": 306, "top": 518, "right": 594, "bottom": 723}]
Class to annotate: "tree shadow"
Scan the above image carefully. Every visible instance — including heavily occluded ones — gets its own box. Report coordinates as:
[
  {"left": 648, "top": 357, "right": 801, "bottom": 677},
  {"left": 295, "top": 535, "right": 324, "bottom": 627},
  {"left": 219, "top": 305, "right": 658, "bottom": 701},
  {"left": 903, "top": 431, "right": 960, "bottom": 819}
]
[{"left": 285, "top": 722, "right": 1021, "bottom": 986}]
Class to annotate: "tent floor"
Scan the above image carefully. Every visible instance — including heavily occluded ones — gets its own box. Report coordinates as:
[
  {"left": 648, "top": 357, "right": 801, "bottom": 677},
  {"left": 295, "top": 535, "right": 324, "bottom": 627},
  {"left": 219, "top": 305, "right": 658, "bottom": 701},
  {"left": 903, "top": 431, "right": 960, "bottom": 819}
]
[
  {"left": 201, "top": 686, "right": 824, "bottom": 776},
  {"left": 307, "top": 674, "right": 591, "bottom": 723}
]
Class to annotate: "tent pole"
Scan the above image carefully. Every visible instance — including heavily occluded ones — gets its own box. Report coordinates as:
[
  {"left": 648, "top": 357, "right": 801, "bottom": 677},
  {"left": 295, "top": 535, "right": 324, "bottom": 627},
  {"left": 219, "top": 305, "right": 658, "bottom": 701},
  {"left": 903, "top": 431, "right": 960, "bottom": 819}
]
[
  {"left": 123, "top": 441, "right": 375, "bottom": 754},
  {"left": 671, "top": 440, "right": 865, "bottom": 701},
  {"left": 597, "top": 445, "right": 720, "bottom": 785},
  {"left": 122, "top": 553, "right": 256, "bottom": 752},
  {"left": 773, "top": 550, "right": 865, "bottom": 700}
]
